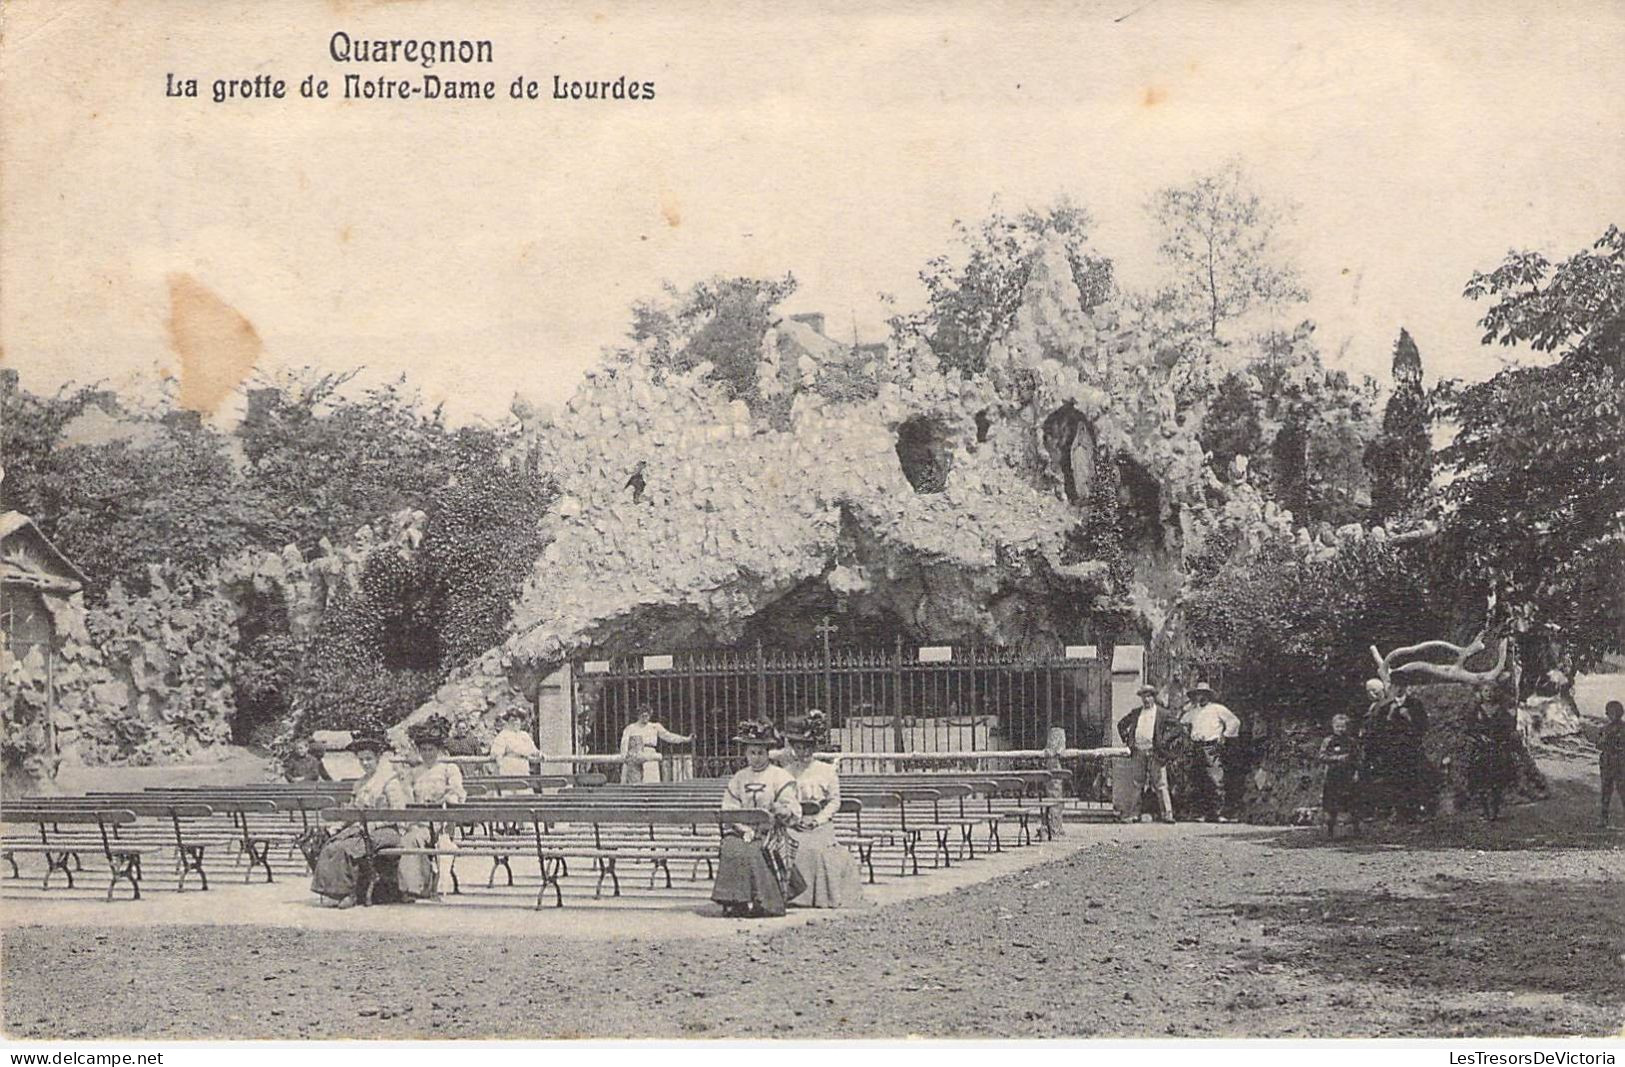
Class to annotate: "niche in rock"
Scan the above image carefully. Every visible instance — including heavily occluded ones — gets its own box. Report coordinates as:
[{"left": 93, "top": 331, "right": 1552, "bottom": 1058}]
[
  {"left": 1116, "top": 455, "right": 1163, "bottom": 550},
  {"left": 1041, "top": 403, "right": 1096, "bottom": 509},
  {"left": 895, "top": 416, "right": 954, "bottom": 494}
]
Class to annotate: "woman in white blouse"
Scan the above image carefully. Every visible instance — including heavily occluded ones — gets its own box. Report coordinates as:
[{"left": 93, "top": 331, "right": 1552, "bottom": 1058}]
[
  {"left": 488, "top": 708, "right": 543, "bottom": 777},
  {"left": 712, "top": 719, "right": 803, "bottom": 917},
  {"left": 397, "top": 717, "right": 467, "bottom": 900},
  {"left": 782, "top": 710, "right": 864, "bottom": 908},
  {"left": 619, "top": 704, "right": 691, "bottom": 783}
]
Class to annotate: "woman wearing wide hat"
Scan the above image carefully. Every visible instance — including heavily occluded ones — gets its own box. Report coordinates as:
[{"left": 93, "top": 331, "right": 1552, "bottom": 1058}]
[
  {"left": 397, "top": 716, "right": 467, "bottom": 899},
  {"left": 310, "top": 731, "right": 411, "bottom": 907},
  {"left": 782, "top": 710, "right": 864, "bottom": 908},
  {"left": 712, "top": 718, "right": 805, "bottom": 917}
]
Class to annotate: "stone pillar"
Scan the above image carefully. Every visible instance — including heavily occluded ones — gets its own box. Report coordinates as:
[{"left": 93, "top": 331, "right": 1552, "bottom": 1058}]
[{"left": 537, "top": 664, "right": 574, "bottom": 775}]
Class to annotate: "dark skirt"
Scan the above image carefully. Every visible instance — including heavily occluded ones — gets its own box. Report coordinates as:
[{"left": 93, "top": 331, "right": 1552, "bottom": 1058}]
[
  {"left": 711, "top": 836, "right": 788, "bottom": 916},
  {"left": 310, "top": 824, "right": 402, "bottom": 901},
  {"left": 1322, "top": 767, "right": 1358, "bottom": 814}
]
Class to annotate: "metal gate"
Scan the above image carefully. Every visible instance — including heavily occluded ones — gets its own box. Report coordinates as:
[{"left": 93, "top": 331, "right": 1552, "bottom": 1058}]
[{"left": 571, "top": 639, "right": 1110, "bottom": 779}]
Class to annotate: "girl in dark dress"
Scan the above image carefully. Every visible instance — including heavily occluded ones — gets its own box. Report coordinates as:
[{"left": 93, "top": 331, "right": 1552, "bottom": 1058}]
[{"left": 1317, "top": 713, "right": 1361, "bottom": 838}]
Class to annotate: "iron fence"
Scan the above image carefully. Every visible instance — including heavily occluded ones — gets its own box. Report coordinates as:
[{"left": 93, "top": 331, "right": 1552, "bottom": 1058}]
[{"left": 572, "top": 640, "right": 1110, "bottom": 779}]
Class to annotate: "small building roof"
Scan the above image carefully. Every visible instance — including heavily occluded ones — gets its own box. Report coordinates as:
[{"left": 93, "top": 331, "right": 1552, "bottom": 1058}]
[{"left": 0, "top": 511, "right": 88, "bottom": 591}]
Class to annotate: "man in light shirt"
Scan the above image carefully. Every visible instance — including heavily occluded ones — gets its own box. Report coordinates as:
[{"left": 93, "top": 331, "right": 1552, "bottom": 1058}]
[
  {"left": 1180, "top": 681, "right": 1240, "bottom": 822},
  {"left": 1114, "top": 685, "right": 1181, "bottom": 823}
]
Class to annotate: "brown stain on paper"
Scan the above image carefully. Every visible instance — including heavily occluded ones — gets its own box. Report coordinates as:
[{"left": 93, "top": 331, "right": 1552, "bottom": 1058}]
[
  {"left": 1142, "top": 85, "right": 1167, "bottom": 107},
  {"left": 164, "top": 273, "right": 262, "bottom": 414},
  {"left": 659, "top": 192, "right": 682, "bottom": 228}
]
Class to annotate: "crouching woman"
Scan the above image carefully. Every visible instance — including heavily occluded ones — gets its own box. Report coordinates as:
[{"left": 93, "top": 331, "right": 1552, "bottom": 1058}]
[
  {"left": 712, "top": 719, "right": 805, "bottom": 918},
  {"left": 310, "top": 733, "right": 410, "bottom": 907}
]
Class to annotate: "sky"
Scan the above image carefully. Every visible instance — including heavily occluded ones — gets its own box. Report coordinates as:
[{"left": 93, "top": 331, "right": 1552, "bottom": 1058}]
[{"left": 2, "top": 0, "right": 1621, "bottom": 425}]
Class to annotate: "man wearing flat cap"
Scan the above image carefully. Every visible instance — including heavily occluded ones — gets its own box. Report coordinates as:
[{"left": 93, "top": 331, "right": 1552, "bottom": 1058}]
[
  {"left": 1115, "top": 685, "right": 1181, "bottom": 823},
  {"left": 1180, "top": 681, "right": 1241, "bottom": 822}
]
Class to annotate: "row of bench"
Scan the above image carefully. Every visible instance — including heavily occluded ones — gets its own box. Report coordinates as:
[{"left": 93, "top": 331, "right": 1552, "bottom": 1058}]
[{"left": 2, "top": 770, "right": 1077, "bottom": 907}]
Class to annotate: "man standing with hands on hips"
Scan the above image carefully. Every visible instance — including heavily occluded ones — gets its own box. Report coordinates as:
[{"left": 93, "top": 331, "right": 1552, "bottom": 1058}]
[
  {"left": 1181, "top": 681, "right": 1241, "bottom": 822},
  {"left": 1115, "top": 684, "right": 1182, "bottom": 823}
]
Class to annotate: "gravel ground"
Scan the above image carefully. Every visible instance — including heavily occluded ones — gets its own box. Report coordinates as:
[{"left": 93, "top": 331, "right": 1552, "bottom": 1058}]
[{"left": 4, "top": 757, "right": 1622, "bottom": 1040}]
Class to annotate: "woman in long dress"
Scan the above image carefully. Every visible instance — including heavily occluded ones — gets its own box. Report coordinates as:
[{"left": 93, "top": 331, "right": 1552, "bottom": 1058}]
[
  {"left": 398, "top": 717, "right": 467, "bottom": 899},
  {"left": 310, "top": 734, "right": 410, "bottom": 907},
  {"left": 489, "top": 708, "right": 544, "bottom": 778},
  {"left": 782, "top": 710, "right": 864, "bottom": 908},
  {"left": 712, "top": 719, "right": 804, "bottom": 917},
  {"left": 619, "top": 704, "right": 691, "bottom": 783}
]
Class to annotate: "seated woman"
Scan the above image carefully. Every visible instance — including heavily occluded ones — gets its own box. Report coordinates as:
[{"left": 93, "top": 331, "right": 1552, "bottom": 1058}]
[
  {"left": 310, "top": 733, "right": 409, "bottom": 908},
  {"left": 712, "top": 719, "right": 804, "bottom": 918},
  {"left": 398, "top": 716, "right": 467, "bottom": 900},
  {"left": 782, "top": 711, "right": 864, "bottom": 908}
]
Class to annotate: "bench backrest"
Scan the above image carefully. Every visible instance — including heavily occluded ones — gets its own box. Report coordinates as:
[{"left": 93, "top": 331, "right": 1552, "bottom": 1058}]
[
  {"left": 86, "top": 794, "right": 280, "bottom": 815},
  {"left": 14, "top": 798, "right": 216, "bottom": 818},
  {"left": 320, "top": 805, "right": 771, "bottom": 830},
  {"left": 464, "top": 776, "right": 571, "bottom": 795},
  {"left": 3, "top": 808, "right": 138, "bottom": 826}
]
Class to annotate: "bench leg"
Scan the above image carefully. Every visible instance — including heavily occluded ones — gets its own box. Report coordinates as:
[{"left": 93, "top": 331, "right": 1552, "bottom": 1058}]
[
  {"left": 360, "top": 861, "right": 378, "bottom": 907},
  {"left": 987, "top": 820, "right": 1003, "bottom": 854},
  {"left": 43, "top": 850, "right": 77, "bottom": 890},
  {"left": 107, "top": 852, "right": 141, "bottom": 902},
  {"left": 4, "top": 851, "right": 19, "bottom": 879},
  {"left": 535, "top": 855, "right": 563, "bottom": 909},
  {"left": 594, "top": 857, "right": 620, "bottom": 899},
  {"left": 176, "top": 845, "right": 209, "bottom": 891},
  {"left": 858, "top": 843, "right": 876, "bottom": 884},
  {"left": 243, "top": 839, "right": 274, "bottom": 884},
  {"left": 449, "top": 860, "right": 461, "bottom": 896},
  {"left": 649, "top": 857, "right": 673, "bottom": 890},
  {"left": 935, "top": 829, "right": 952, "bottom": 869},
  {"left": 1016, "top": 812, "right": 1033, "bottom": 847},
  {"left": 487, "top": 855, "right": 516, "bottom": 888},
  {"left": 959, "top": 824, "right": 976, "bottom": 860},
  {"left": 901, "top": 833, "right": 920, "bottom": 876}
]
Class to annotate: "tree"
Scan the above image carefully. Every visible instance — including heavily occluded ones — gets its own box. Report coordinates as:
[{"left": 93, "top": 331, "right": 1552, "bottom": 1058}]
[
  {"left": 0, "top": 371, "right": 103, "bottom": 517},
  {"left": 1434, "top": 225, "right": 1624, "bottom": 672},
  {"left": 621, "top": 275, "right": 798, "bottom": 402},
  {"left": 1182, "top": 534, "right": 1456, "bottom": 718},
  {"left": 1200, "top": 371, "right": 1263, "bottom": 472},
  {"left": 1365, "top": 328, "right": 1433, "bottom": 523},
  {"left": 890, "top": 199, "right": 1114, "bottom": 376},
  {"left": 25, "top": 416, "right": 264, "bottom": 598},
  {"left": 1148, "top": 162, "right": 1307, "bottom": 340},
  {"left": 236, "top": 372, "right": 480, "bottom": 555}
]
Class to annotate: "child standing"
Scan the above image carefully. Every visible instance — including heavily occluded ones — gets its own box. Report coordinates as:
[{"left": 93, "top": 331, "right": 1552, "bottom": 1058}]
[
  {"left": 1317, "top": 713, "right": 1361, "bottom": 838},
  {"left": 1600, "top": 700, "right": 1623, "bottom": 828}
]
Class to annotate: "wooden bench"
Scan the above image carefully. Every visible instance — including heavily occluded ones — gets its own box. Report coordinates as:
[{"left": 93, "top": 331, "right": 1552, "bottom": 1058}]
[
  {"left": 1, "top": 808, "right": 156, "bottom": 900},
  {"left": 16, "top": 797, "right": 226, "bottom": 890},
  {"left": 552, "top": 786, "right": 901, "bottom": 883},
  {"left": 95, "top": 792, "right": 297, "bottom": 880},
  {"left": 320, "top": 804, "right": 770, "bottom": 908}
]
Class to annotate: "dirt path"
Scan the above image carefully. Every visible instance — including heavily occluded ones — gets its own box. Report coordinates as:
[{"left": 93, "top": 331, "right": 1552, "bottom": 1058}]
[{"left": 4, "top": 757, "right": 1621, "bottom": 1040}]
